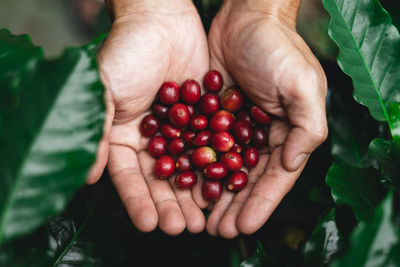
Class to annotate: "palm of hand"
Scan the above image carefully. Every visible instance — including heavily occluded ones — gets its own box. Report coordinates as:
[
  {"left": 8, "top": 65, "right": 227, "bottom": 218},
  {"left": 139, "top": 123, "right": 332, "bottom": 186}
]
[
  {"left": 92, "top": 11, "right": 210, "bottom": 235},
  {"left": 202, "top": 15, "right": 327, "bottom": 237}
]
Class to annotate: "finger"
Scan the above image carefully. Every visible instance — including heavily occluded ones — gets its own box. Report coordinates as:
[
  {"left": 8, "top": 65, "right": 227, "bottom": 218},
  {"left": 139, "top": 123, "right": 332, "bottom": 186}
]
[
  {"left": 217, "top": 154, "right": 269, "bottom": 239},
  {"left": 191, "top": 171, "right": 210, "bottom": 209},
  {"left": 281, "top": 72, "right": 328, "bottom": 171},
  {"left": 138, "top": 151, "right": 186, "bottom": 236},
  {"left": 169, "top": 175, "right": 206, "bottom": 234},
  {"left": 108, "top": 144, "right": 158, "bottom": 232},
  {"left": 205, "top": 188, "right": 235, "bottom": 236},
  {"left": 87, "top": 91, "right": 115, "bottom": 184},
  {"left": 237, "top": 146, "right": 307, "bottom": 235}
]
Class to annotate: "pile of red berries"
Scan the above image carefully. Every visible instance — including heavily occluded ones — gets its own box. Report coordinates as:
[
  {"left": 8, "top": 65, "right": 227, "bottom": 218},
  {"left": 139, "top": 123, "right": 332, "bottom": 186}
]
[{"left": 140, "top": 70, "right": 271, "bottom": 201}]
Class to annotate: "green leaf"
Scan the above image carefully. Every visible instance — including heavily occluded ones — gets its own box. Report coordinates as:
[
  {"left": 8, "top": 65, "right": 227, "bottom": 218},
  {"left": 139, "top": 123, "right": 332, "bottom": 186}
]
[
  {"left": 327, "top": 88, "right": 378, "bottom": 168},
  {"left": 368, "top": 138, "right": 400, "bottom": 191},
  {"left": 240, "top": 241, "right": 271, "bottom": 267},
  {"left": 330, "top": 191, "right": 400, "bottom": 267},
  {"left": 325, "top": 163, "right": 385, "bottom": 221},
  {"left": 388, "top": 102, "right": 400, "bottom": 144},
  {"left": 322, "top": 0, "right": 400, "bottom": 123},
  {"left": 0, "top": 29, "right": 105, "bottom": 243},
  {"left": 303, "top": 209, "right": 345, "bottom": 266}
]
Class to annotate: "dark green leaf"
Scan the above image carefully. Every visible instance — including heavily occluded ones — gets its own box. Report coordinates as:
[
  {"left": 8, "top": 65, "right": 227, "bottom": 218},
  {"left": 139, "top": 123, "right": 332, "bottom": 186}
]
[
  {"left": 240, "top": 241, "right": 272, "bottom": 267},
  {"left": 388, "top": 102, "right": 400, "bottom": 144},
  {"left": 368, "top": 138, "right": 400, "bottom": 191},
  {"left": 0, "top": 29, "right": 105, "bottom": 243},
  {"left": 327, "top": 88, "right": 378, "bottom": 168},
  {"left": 303, "top": 209, "right": 345, "bottom": 266},
  {"left": 325, "top": 163, "right": 385, "bottom": 221},
  {"left": 330, "top": 191, "right": 400, "bottom": 267},
  {"left": 322, "top": 0, "right": 400, "bottom": 123}
]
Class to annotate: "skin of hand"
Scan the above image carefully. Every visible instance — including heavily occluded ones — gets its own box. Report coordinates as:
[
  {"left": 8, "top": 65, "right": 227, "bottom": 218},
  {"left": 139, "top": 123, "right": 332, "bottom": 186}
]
[
  {"left": 203, "top": 0, "right": 328, "bottom": 238},
  {"left": 87, "top": 0, "right": 210, "bottom": 235}
]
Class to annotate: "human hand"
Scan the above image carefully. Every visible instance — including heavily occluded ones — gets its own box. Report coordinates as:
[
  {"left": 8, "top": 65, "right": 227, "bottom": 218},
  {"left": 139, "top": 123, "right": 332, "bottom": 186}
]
[
  {"left": 87, "top": 0, "right": 210, "bottom": 235},
  {"left": 204, "top": 0, "right": 328, "bottom": 238}
]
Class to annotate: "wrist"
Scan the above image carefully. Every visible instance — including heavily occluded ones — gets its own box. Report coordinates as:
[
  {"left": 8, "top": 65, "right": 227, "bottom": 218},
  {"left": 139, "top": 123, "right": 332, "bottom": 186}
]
[
  {"left": 222, "top": 0, "right": 301, "bottom": 27},
  {"left": 106, "top": 0, "right": 195, "bottom": 20}
]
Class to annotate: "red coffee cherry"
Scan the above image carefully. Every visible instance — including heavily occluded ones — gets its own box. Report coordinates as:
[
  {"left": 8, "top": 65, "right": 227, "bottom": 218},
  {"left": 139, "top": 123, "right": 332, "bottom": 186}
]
[
  {"left": 181, "top": 79, "right": 201, "bottom": 104},
  {"left": 175, "top": 171, "right": 197, "bottom": 189},
  {"left": 199, "top": 93, "right": 220, "bottom": 116},
  {"left": 192, "top": 146, "right": 217, "bottom": 169},
  {"left": 209, "top": 110, "right": 235, "bottom": 132},
  {"left": 151, "top": 103, "right": 168, "bottom": 119},
  {"left": 204, "top": 162, "right": 228, "bottom": 180},
  {"left": 182, "top": 131, "right": 196, "bottom": 146},
  {"left": 158, "top": 81, "right": 180, "bottom": 105},
  {"left": 211, "top": 131, "right": 235, "bottom": 152},
  {"left": 193, "top": 130, "right": 212, "bottom": 147},
  {"left": 203, "top": 70, "right": 223, "bottom": 92},
  {"left": 148, "top": 136, "right": 167, "bottom": 157},
  {"left": 176, "top": 154, "right": 192, "bottom": 172},
  {"left": 231, "top": 120, "right": 252, "bottom": 144},
  {"left": 230, "top": 143, "right": 243, "bottom": 154},
  {"left": 160, "top": 123, "right": 182, "bottom": 139},
  {"left": 250, "top": 106, "right": 272, "bottom": 125},
  {"left": 167, "top": 138, "right": 185, "bottom": 156},
  {"left": 226, "top": 171, "right": 248, "bottom": 192},
  {"left": 220, "top": 152, "right": 243, "bottom": 171},
  {"left": 154, "top": 155, "right": 175, "bottom": 179},
  {"left": 221, "top": 86, "right": 244, "bottom": 112},
  {"left": 140, "top": 114, "right": 160, "bottom": 137},
  {"left": 252, "top": 127, "right": 268, "bottom": 148},
  {"left": 190, "top": 114, "right": 208, "bottom": 131},
  {"left": 243, "top": 147, "right": 259, "bottom": 167},
  {"left": 202, "top": 180, "right": 222, "bottom": 201},
  {"left": 168, "top": 103, "right": 190, "bottom": 127}
]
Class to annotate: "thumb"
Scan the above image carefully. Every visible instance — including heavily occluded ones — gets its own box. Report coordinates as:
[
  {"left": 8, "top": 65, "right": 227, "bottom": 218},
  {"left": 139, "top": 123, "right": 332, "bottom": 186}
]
[
  {"left": 86, "top": 80, "right": 115, "bottom": 184},
  {"left": 281, "top": 73, "right": 328, "bottom": 172}
]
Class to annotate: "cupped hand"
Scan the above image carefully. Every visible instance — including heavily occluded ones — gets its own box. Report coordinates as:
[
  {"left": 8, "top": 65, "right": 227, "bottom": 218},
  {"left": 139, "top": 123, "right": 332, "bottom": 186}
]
[
  {"left": 203, "top": 1, "right": 328, "bottom": 238},
  {"left": 87, "top": 1, "right": 210, "bottom": 235}
]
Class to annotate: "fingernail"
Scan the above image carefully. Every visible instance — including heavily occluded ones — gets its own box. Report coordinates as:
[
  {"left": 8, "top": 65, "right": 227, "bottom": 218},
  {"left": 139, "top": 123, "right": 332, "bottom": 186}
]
[{"left": 292, "top": 153, "right": 308, "bottom": 170}]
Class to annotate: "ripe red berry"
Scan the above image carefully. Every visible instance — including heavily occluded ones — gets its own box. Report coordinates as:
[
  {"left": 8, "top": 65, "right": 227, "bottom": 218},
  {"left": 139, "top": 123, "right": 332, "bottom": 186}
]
[
  {"left": 193, "top": 130, "right": 212, "bottom": 147},
  {"left": 202, "top": 180, "right": 222, "bottom": 201},
  {"left": 236, "top": 110, "right": 253, "bottom": 126},
  {"left": 160, "top": 123, "right": 182, "bottom": 139},
  {"left": 190, "top": 114, "right": 208, "bottom": 131},
  {"left": 167, "top": 138, "right": 185, "bottom": 156},
  {"left": 203, "top": 70, "right": 223, "bottom": 92},
  {"left": 154, "top": 155, "right": 175, "bottom": 179},
  {"left": 221, "top": 87, "right": 244, "bottom": 112},
  {"left": 252, "top": 127, "right": 268, "bottom": 147},
  {"left": 226, "top": 171, "right": 248, "bottom": 192},
  {"left": 209, "top": 110, "right": 235, "bottom": 132},
  {"left": 151, "top": 103, "right": 168, "bottom": 119},
  {"left": 175, "top": 171, "right": 197, "bottom": 189},
  {"left": 192, "top": 146, "right": 217, "bottom": 169},
  {"left": 231, "top": 120, "right": 252, "bottom": 144},
  {"left": 182, "top": 131, "right": 196, "bottom": 146},
  {"left": 243, "top": 147, "right": 259, "bottom": 167},
  {"left": 181, "top": 79, "right": 201, "bottom": 104},
  {"left": 211, "top": 131, "right": 235, "bottom": 152},
  {"left": 140, "top": 115, "right": 160, "bottom": 137},
  {"left": 230, "top": 143, "right": 243, "bottom": 154},
  {"left": 250, "top": 106, "right": 272, "bottom": 125},
  {"left": 220, "top": 152, "right": 243, "bottom": 171},
  {"left": 199, "top": 93, "right": 220, "bottom": 116},
  {"left": 168, "top": 103, "right": 190, "bottom": 127},
  {"left": 176, "top": 154, "right": 192, "bottom": 172},
  {"left": 158, "top": 81, "right": 180, "bottom": 105},
  {"left": 148, "top": 136, "right": 167, "bottom": 157},
  {"left": 204, "top": 162, "right": 228, "bottom": 180}
]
